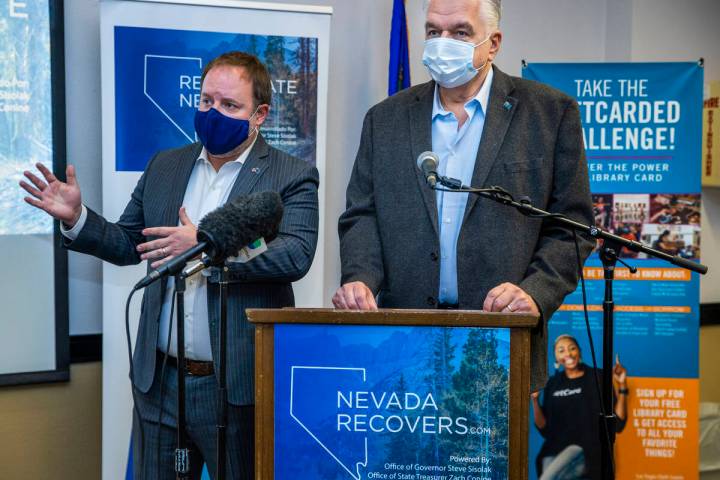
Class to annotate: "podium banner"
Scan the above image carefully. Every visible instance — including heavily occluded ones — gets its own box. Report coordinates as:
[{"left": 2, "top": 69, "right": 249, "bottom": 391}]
[
  {"left": 274, "top": 324, "right": 510, "bottom": 479},
  {"left": 524, "top": 63, "right": 702, "bottom": 479}
]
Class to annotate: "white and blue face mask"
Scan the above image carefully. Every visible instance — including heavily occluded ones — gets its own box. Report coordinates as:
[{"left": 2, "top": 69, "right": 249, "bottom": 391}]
[{"left": 422, "top": 35, "right": 491, "bottom": 88}]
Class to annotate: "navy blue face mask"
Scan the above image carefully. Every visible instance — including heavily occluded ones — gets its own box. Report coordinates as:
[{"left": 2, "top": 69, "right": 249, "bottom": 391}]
[{"left": 194, "top": 107, "right": 259, "bottom": 155}]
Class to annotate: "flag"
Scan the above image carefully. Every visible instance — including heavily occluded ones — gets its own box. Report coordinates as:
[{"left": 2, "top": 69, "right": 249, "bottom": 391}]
[
  {"left": 388, "top": 0, "right": 411, "bottom": 96},
  {"left": 125, "top": 440, "right": 133, "bottom": 480}
]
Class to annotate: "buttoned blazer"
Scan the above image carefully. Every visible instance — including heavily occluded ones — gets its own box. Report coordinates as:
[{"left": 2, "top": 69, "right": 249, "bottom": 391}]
[
  {"left": 67, "top": 135, "right": 319, "bottom": 405},
  {"left": 339, "top": 66, "right": 594, "bottom": 391}
]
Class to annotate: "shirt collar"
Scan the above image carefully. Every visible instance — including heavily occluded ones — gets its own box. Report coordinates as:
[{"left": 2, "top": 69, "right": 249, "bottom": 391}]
[
  {"left": 197, "top": 134, "right": 258, "bottom": 167},
  {"left": 432, "top": 65, "right": 495, "bottom": 118}
]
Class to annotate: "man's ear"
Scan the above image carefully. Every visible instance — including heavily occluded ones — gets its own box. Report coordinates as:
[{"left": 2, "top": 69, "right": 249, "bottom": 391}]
[
  {"left": 254, "top": 104, "right": 270, "bottom": 128},
  {"left": 488, "top": 31, "right": 502, "bottom": 62}
]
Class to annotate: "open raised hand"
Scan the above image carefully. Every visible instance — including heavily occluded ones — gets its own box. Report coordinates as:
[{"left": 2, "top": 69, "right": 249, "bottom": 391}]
[{"left": 20, "top": 163, "right": 82, "bottom": 227}]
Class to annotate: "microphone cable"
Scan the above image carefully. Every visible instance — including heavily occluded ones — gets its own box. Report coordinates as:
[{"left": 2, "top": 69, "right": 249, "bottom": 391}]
[
  {"left": 125, "top": 285, "right": 181, "bottom": 479},
  {"left": 572, "top": 229, "right": 615, "bottom": 477},
  {"left": 125, "top": 287, "right": 146, "bottom": 477},
  {"left": 156, "top": 289, "right": 175, "bottom": 480}
]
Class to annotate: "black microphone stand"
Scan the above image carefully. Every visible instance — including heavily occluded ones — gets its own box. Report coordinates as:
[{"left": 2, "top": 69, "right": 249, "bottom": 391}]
[
  {"left": 176, "top": 262, "right": 231, "bottom": 480},
  {"left": 174, "top": 273, "right": 191, "bottom": 478},
  {"left": 433, "top": 176, "right": 708, "bottom": 480},
  {"left": 597, "top": 238, "right": 636, "bottom": 480},
  {"left": 215, "top": 264, "right": 230, "bottom": 480}
]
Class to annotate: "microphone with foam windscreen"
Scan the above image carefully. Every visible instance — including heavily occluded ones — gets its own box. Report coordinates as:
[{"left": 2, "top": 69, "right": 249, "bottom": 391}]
[
  {"left": 133, "top": 191, "right": 284, "bottom": 290},
  {"left": 416, "top": 151, "right": 440, "bottom": 187}
]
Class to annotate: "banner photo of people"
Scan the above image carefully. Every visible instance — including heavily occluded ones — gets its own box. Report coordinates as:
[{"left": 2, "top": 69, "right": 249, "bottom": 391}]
[
  {"left": 114, "top": 26, "right": 318, "bottom": 172},
  {"left": 523, "top": 63, "right": 703, "bottom": 480},
  {"left": 274, "top": 325, "right": 510, "bottom": 479}
]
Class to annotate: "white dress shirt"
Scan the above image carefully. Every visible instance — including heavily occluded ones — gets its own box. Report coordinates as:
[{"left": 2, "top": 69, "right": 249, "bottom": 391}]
[{"left": 63, "top": 138, "right": 256, "bottom": 360}]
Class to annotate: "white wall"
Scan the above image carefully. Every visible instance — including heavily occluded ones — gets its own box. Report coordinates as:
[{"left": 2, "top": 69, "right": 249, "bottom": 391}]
[
  {"left": 65, "top": 0, "right": 103, "bottom": 334},
  {"left": 405, "top": 0, "right": 610, "bottom": 82},
  {"left": 255, "top": 0, "right": 396, "bottom": 305},
  {"left": 629, "top": 0, "right": 720, "bottom": 302},
  {"left": 63, "top": 0, "right": 720, "bottom": 337}
]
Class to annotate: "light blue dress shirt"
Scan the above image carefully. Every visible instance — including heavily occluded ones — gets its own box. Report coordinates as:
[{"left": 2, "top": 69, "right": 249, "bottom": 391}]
[{"left": 432, "top": 67, "right": 494, "bottom": 305}]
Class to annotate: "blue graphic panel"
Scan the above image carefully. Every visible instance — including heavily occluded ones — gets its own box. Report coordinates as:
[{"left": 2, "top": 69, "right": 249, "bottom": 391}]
[
  {"left": 275, "top": 324, "right": 510, "bottom": 480},
  {"left": 558, "top": 259, "right": 699, "bottom": 379},
  {"left": 114, "top": 26, "right": 318, "bottom": 171},
  {"left": 524, "top": 63, "right": 702, "bottom": 194}
]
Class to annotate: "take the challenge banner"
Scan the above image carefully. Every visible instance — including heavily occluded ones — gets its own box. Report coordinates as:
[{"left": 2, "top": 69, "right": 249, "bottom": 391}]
[
  {"left": 274, "top": 324, "right": 510, "bottom": 479},
  {"left": 524, "top": 63, "right": 702, "bottom": 479}
]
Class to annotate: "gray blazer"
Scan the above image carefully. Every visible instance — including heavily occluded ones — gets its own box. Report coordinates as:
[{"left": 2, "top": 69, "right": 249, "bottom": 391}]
[
  {"left": 339, "top": 66, "right": 594, "bottom": 391},
  {"left": 67, "top": 135, "right": 319, "bottom": 405}
]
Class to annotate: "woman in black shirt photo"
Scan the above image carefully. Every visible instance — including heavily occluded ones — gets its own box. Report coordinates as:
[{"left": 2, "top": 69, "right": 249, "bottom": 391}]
[{"left": 531, "top": 334, "right": 629, "bottom": 479}]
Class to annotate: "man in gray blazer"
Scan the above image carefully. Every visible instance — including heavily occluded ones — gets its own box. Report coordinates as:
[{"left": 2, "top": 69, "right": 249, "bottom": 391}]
[
  {"left": 334, "top": 0, "right": 593, "bottom": 393},
  {"left": 21, "top": 52, "right": 318, "bottom": 478}
]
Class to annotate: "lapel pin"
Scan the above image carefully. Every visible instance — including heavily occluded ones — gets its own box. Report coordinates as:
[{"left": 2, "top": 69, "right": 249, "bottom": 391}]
[
  {"left": 503, "top": 101, "right": 513, "bottom": 111},
  {"left": 251, "top": 167, "right": 260, "bottom": 174}
]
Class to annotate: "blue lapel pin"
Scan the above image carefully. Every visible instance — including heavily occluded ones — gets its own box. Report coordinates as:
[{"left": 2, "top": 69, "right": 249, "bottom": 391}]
[{"left": 503, "top": 101, "right": 513, "bottom": 111}]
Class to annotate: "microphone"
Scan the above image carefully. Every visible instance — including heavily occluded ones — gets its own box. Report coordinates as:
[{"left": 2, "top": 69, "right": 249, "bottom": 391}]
[
  {"left": 416, "top": 151, "right": 440, "bottom": 187},
  {"left": 133, "top": 191, "right": 284, "bottom": 290}
]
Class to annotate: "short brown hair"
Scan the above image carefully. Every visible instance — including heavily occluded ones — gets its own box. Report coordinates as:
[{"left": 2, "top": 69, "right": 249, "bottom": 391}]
[{"left": 201, "top": 51, "right": 272, "bottom": 108}]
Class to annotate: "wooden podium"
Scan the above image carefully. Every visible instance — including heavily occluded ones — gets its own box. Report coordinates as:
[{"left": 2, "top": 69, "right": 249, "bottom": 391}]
[{"left": 247, "top": 308, "right": 539, "bottom": 480}]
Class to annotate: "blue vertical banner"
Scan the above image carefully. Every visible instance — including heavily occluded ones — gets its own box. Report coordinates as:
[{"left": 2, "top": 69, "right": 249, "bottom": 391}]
[
  {"left": 524, "top": 63, "right": 702, "bottom": 479},
  {"left": 274, "top": 324, "right": 510, "bottom": 479},
  {"left": 388, "top": 0, "right": 411, "bottom": 96}
]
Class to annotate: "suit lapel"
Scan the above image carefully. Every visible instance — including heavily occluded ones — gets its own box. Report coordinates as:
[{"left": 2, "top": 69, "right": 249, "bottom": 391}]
[
  {"left": 409, "top": 82, "right": 439, "bottom": 236},
  {"left": 228, "top": 134, "right": 270, "bottom": 200},
  {"left": 462, "top": 67, "right": 518, "bottom": 224},
  {"left": 163, "top": 142, "right": 202, "bottom": 227}
]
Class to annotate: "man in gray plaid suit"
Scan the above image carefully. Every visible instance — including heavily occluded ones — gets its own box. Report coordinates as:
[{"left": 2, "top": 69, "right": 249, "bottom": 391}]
[{"left": 21, "top": 52, "right": 319, "bottom": 479}]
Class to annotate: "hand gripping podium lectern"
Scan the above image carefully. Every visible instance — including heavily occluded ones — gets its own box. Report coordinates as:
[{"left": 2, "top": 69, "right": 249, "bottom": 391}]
[{"left": 247, "top": 308, "right": 539, "bottom": 480}]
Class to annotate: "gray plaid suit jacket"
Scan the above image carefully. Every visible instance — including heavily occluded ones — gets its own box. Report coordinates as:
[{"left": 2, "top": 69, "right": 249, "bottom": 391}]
[
  {"left": 66, "top": 135, "right": 319, "bottom": 405},
  {"left": 339, "top": 66, "right": 594, "bottom": 392}
]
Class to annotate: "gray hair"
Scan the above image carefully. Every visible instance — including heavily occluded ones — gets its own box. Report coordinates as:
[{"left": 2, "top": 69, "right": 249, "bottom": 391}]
[{"left": 423, "top": 0, "right": 502, "bottom": 31}]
